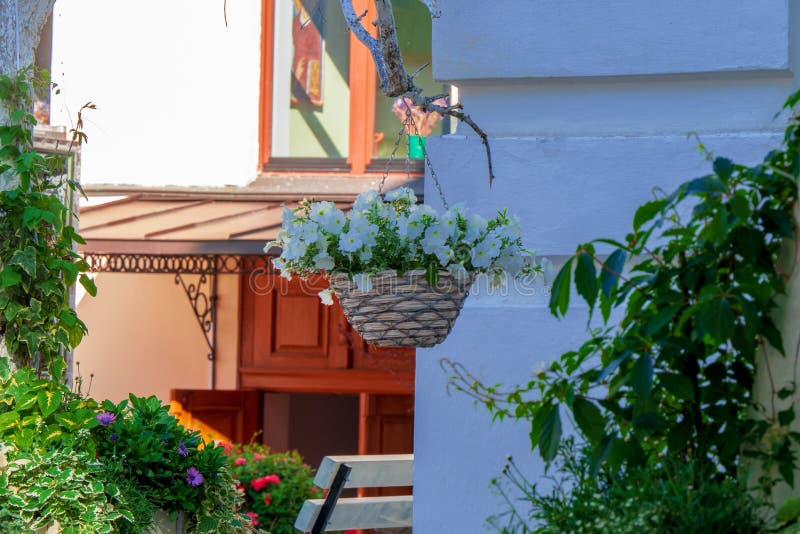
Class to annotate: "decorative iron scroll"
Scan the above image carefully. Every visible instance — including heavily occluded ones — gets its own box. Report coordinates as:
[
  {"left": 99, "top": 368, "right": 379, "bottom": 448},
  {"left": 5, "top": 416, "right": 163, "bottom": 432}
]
[
  {"left": 81, "top": 252, "right": 275, "bottom": 389},
  {"left": 82, "top": 253, "right": 273, "bottom": 275},
  {"left": 174, "top": 273, "right": 217, "bottom": 362}
]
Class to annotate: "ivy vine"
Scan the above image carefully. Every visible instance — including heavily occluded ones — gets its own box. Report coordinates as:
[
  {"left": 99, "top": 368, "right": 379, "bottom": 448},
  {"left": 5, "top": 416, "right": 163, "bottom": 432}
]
[
  {"left": 0, "top": 68, "right": 95, "bottom": 380},
  {"left": 447, "top": 90, "right": 800, "bottom": 501}
]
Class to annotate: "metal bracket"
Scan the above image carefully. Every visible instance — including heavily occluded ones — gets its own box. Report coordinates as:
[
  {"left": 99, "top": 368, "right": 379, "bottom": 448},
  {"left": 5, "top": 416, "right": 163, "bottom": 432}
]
[
  {"left": 312, "top": 463, "right": 351, "bottom": 534},
  {"left": 174, "top": 272, "right": 218, "bottom": 387}
]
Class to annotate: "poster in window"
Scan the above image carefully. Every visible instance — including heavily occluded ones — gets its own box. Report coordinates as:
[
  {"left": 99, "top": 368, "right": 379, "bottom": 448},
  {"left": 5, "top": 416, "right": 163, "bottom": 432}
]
[{"left": 291, "top": 0, "right": 323, "bottom": 107}]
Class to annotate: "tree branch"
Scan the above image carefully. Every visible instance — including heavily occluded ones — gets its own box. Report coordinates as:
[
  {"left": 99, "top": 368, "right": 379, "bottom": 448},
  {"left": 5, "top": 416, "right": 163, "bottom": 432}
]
[
  {"left": 339, "top": 0, "right": 390, "bottom": 92},
  {"left": 339, "top": 0, "right": 496, "bottom": 186}
]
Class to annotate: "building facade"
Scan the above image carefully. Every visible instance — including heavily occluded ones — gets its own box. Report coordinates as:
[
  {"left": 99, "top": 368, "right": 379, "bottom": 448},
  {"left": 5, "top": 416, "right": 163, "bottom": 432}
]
[{"left": 416, "top": 1, "right": 800, "bottom": 530}]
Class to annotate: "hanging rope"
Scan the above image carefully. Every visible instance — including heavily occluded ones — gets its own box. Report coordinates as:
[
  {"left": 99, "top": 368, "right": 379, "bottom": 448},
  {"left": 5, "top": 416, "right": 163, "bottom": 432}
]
[{"left": 378, "top": 98, "right": 450, "bottom": 210}]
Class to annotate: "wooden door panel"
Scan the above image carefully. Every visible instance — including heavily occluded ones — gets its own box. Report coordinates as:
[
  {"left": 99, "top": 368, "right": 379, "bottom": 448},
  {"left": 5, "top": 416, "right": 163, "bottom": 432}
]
[
  {"left": 170, "top": 389, "right": 261, "bottom": 445},
  {"left": 359, "top": 394, "right": 414, "bottom": 501}
]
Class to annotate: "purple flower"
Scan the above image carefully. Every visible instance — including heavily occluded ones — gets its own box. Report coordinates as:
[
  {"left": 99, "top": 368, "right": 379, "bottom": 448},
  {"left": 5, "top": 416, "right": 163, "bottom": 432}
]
[
  {"left": 96, "top": 412, "right": 116, "bottom": 426},
  {"left": 178, "top": 441, "right": 188, "bottom": 457},
  {"left": 186, "top": 467, "right": 204, "bottom": 487},
  {"left": 109, "top": 433, "right": 119, "bottom": 443}
]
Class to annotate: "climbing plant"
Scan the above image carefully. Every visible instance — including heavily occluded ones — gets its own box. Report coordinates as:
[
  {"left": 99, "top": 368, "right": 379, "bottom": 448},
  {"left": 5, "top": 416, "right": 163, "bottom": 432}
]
[
  {"left": 447, "top": 89, "right": 800, "bottom": 506},
  {"left": 0, "top": 68, "right": 95, "bottom": 379}
]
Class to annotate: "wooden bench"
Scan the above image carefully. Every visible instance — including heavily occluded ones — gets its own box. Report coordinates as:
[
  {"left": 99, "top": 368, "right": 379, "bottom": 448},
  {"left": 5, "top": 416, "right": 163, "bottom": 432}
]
[{"left": 294, "top": 454, "right": 414, "bottom": 533}]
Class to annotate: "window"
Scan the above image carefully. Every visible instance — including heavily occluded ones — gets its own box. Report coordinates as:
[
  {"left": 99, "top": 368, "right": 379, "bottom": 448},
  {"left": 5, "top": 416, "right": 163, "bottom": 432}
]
[{"left": 259, "top": 0, "right": 450, "bottom": 174}]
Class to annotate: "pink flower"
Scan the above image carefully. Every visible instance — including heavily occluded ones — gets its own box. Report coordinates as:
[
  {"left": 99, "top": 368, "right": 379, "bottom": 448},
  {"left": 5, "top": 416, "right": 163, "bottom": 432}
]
[
  {"left": 263, "top": 492, "right": 272, "bottom": 505},
  {"left": 253, "top": 453, "right": 266, "bottom": 461},
  {"left": 234, "top": 457, "right": 247, "bottom": 466},
  {"left": 251, "top": 474, "right": 281, "bottom": 491},
  {"left": 245, "top": 511, "right": 259, "bottom": 526}
]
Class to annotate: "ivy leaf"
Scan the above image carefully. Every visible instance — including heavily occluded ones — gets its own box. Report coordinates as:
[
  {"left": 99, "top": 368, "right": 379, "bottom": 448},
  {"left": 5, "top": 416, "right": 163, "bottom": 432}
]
[
  {"left": 574, "top": 250, "right": 598, "bottom": 309},
  {"left": 79, "top": 274, "right": 98, "bottom": 297},
  {"left": 9, "top": 247, "right": 37, "bottom": 278},
  {"left": 633, "top": 199, "right": 667, "bottom": 231},
  {"left": 548, "top": 257, "right": 573, "bottom": 318},
  {"left": 573, "top": 397, "right": 604, "bottom": 444},
  {"left": 630, "top": 354, "right": 654, "bottom": 399},
  {"left": 660, "top": 373, "right": 695, "bottom": 402},
  {"left": 0, "top": 267, "right": 21, "bottom": 288},
  {"left": 539, "top": 405, "right": 562, "bottom": 463},
  {"left": 600, "top": 249, "right": 626, "bottom": 298}
]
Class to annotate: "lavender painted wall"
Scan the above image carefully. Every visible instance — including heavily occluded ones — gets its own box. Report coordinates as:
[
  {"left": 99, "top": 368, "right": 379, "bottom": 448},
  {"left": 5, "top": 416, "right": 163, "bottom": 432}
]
[{"left": 415, "top": 1, "right": 800, "bottom": 531}]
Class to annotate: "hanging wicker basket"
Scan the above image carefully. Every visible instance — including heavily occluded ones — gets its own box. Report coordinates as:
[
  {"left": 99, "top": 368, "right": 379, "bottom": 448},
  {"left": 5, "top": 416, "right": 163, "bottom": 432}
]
[{"left": 329, "top": 269, "right": 474, "bottom": 348}]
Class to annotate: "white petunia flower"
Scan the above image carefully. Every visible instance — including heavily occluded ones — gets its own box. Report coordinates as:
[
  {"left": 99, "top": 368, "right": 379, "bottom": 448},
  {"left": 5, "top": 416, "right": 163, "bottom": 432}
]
[
  {"left": 353, "top": 190, "right": 381, "bottom": 212},
  {"left": 318, "top": 288, "right": 334, "bottom": 306},
  {"left": 434, "top": 245, "right": 453, "bottom": 267},
  {"left": 313, "top": 252, "right": 335, "bottom": 271},
  {"left": 470, "top": 242, "right": 492, "bottom": 268},
  {"left": 496, "top": 249, "right": 524, "bottom": 276},
  {"left": 318, "top": 210, "right": 346, "bottom": 235},
  {"left": 385, "top": 187, "right": 418, "bottom": 204},
  {"left": 281, "top": 206, "right": 297, "bottom": 229},
  {"left": 353, "top": 273, "right": 373, "bottom": 292},
  {"left": 441, "top": 210, "right": 460, "bottom": 239},
  {"left": 464, "top": 213, "right": 488, "bottom": 243},
  {"left": 420, "top": 224, "right": 448, "bottom": 254},
  {"left": 339, "top": 231, "right": 363, "bottom": 253},
  {"left": 309, "top": 201, "right": 336, "bottom": 223}
]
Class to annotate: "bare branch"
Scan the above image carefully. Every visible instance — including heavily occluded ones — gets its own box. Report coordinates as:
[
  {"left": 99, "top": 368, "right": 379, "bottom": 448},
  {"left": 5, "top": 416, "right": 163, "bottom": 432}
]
[
  {"left": 417, "top": 0, "right": 442, "bottom": 18},
  {"left": 339, "top": 0, "right": 496, "bottom": 186},
  {"left": 339, "top": 0, "right": 390, "bottom": 91},
  {"left": 374, "top": 0, "right": 416, "bottom": 96},
  {"left": 421, "top": 98, "right": 496, "bottom": 187}
]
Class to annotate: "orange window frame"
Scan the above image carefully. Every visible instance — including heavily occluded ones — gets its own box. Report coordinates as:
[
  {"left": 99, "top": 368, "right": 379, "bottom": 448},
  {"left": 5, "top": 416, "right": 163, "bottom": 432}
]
[{"left": 258, "top": 0, "right": 378, "bottom": 174}]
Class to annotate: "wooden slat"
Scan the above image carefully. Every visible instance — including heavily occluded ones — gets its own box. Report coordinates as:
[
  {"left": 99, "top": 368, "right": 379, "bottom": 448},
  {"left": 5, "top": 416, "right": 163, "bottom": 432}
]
[
  {"left": 294, "top": 496, "right": 413, "bottom": 532},
  {"left": 313, "top": 454, "right": 414, "bottom": 489}
]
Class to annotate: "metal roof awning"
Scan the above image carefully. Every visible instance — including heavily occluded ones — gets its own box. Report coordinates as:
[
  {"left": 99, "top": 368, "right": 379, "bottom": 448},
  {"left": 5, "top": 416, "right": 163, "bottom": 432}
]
[{"left": 78, "top": 193, "right": 351, "bottom": 256}]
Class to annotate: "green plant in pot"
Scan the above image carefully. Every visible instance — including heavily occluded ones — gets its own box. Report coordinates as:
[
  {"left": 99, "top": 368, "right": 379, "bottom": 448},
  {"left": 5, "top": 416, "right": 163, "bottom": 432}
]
[{"left": 92, "top": 394, "right": 250, "bottom": 533}]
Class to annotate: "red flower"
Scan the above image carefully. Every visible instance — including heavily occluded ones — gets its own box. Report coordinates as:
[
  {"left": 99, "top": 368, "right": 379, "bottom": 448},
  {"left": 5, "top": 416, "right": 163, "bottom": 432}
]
[
  {"left": 251, "top": 474, "right": 281, "bottom": 491},
  {"left": 234, "top": 457, "right": 247, "bottom": 466},
  {"left": 217, "top": 441, "right": 234, "bottom": 455},
  {"left": 253, "top": 452, "right": 266, "bottom": 461},
  {"left": 245, "top": 511, "right": 259, "bottom": 526},
  {"left": 263, "top": 492, "right": 272, "bottom": 505}
]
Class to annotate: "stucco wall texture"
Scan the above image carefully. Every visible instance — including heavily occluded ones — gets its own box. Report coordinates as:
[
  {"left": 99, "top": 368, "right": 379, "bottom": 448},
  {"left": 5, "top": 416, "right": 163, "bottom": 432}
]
[{"left": 416, "top": 1, "right": 800, "bottom": 531}]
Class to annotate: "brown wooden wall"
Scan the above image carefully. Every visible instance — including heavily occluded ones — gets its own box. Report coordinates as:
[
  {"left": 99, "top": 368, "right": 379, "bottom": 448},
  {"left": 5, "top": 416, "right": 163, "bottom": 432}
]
[{"left": 239, "top": 273, "right": 415, "bottom": 395}]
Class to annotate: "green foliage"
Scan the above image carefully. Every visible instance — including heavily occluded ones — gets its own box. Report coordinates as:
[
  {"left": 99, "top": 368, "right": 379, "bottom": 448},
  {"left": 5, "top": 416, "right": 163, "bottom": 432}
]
[
  {"left": 0, "top": 67, "right": 91, "bottom": 378},
  {"left": 93, "top": 394, "right": 250, "bottom": 532},
  {"left": 0, "top": 445, "right": 131, "bottom": 533},
  {"left": 0, "top": 368, "right": 135, "bottom": 532},
  {"left": 487, "top": 439, "right": 759, "bottom": 534},
  {"left": 225, "top": 442, "right": 322, "bottom": 533}
]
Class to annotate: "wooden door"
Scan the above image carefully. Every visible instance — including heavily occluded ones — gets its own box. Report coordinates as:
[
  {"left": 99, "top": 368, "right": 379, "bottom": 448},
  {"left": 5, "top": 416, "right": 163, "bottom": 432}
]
[
  {"left": 359, "top": 394, "right": 414, "bottom": 497},
  {"left": 170, "top": 389, "right": 262, "bottom": 445}
]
